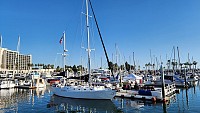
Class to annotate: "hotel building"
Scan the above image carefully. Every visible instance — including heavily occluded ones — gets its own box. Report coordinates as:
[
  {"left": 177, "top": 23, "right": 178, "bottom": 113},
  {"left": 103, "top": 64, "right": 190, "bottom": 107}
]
[{"left": 0, "top": 47, "right": 32, "bottom": 74}]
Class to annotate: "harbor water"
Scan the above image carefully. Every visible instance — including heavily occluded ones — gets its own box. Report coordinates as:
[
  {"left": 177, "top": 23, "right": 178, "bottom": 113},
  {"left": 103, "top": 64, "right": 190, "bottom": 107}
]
[{"left": 0, "top": 81, "right": 200, "bottom": 113}]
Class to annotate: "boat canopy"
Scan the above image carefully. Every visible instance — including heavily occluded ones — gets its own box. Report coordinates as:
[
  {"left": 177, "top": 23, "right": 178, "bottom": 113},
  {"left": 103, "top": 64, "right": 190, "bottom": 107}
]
[{"left": 123, "top": 74, "right": 143, "bottom": 81}]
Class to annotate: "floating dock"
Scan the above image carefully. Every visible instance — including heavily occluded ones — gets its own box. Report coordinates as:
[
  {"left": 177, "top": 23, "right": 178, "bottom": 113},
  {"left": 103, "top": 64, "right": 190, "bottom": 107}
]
[
  {"left": 115, "top": 84, "right": 178, "bottom": 102},
  {"left": 15, "top": 85, "right": 37, "bottom": 89}
]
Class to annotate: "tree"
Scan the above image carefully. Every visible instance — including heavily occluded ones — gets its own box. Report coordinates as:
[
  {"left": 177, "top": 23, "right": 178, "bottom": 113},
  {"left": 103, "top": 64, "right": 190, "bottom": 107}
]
[
  {"left": 72, "top": 65, "right": 78, "bottom": 74},
  {"left": 27, "top": 63, "right": 33, "bottom": 72},
  {"left": 56, "top": 66, "right": 61, "bottom": 72},
  {"left": 113, "top": 63, "right": 119, "bottom": 72},
  {"left": 125, "top": 61, "right": 130, "bottom": 72},
  {"left": 130, "top": 65, "right": 135, "bottom": 70},
  {"left": 108, "top": 61, "right": 114, "bottom": 72},
  {"left": 35, "top": 64, "right": 38, "bottom": 68},
  {"left": 47, "top": 64, "right": 50, "bottom": 69},
  {"left": 120, "top": 64, "right": 125, "bottom": 71},
  {"left": 171, "top": 61, "right": 178, "bottom": 72},
  {"left": 50, "top": 65, "right": 54, "bottom": 69},
  {"left": 184, "top": 62, "right": 189, "bottom": 69},
  {"left": 193, "top": 61, "right": 198, "bottom": 71}
]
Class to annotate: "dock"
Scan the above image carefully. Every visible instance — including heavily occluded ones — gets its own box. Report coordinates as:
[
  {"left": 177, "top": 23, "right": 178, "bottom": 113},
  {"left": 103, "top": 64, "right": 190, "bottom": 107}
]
[
  {"left": 15, "top": 85, "right": 37, "bottom": 89},
  {"left": 115, "top": 83, "right": 178, "bottom": 102}
]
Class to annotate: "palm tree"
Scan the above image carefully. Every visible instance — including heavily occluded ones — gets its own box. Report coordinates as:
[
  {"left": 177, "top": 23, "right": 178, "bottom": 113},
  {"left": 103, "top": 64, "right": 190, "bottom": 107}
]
[
  {"left": 34, "top": 64, "right": 38, "bottom": 68},
  {"left": 184, "top": 62, "right": 189, "bottom": 70},
  {"left": 50, "top": 64, "right": 54, "bottom": 69},
  {"left": 193, "top": 61, "right": 198, "bottom": 71},
  {"left": 27, "top": 63, "right": 31, "bottom": 70},
  {"left": 56, "top": 66, "right": 61, "bottom": 72}
]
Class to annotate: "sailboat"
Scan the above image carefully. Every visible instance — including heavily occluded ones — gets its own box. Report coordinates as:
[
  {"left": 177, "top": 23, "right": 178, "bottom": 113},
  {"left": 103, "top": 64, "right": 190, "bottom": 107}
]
[{"left": 51, "top": 0, "right": 116, "bottom": 100}]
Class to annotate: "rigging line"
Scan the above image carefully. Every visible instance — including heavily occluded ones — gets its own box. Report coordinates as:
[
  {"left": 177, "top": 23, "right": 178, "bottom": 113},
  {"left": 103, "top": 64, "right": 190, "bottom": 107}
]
[
  {"left": 80, "top": 0, "right": 87, "bottom": 50},
  {"left": 88, "top": 0, "right": 114, "bottom": 77},
  {"left": 89, "top": 15, "right": 97, "bottom": 68}
]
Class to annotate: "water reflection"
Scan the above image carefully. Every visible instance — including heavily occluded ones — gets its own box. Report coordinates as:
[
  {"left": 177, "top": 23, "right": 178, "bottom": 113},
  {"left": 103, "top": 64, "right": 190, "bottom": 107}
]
[
  {"left": 35, "top": 87, "right": 46, "bottom": 97},
  {"left": 0, "top": 87, "right": 48, "bottom": 112},
  {"left": 48, "top": 95, "right": 121, "bottom": 113},
  {"left": 113, "top": 97, "right": 166, "bottom": 113},
  {"left": 0, "top": 89, "right": 16, "bottom": 109}
]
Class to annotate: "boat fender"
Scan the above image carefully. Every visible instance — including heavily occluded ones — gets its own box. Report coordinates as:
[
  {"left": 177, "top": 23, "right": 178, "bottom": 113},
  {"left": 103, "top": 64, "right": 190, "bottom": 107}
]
[{"left": 151, "top": 97, "right": 156, "bottom": 102}]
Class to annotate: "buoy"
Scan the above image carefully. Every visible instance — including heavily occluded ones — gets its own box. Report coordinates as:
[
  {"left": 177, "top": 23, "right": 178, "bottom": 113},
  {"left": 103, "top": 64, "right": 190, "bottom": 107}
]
[{"left": 151, "top": 97, "right": 156, "bottom": 102}]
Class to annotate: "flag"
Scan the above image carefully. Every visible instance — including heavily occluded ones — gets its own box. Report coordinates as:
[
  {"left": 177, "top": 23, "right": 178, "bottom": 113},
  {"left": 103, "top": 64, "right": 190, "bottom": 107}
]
[{"left": 59, "top": 36, "right": 63, "bottom": 44}]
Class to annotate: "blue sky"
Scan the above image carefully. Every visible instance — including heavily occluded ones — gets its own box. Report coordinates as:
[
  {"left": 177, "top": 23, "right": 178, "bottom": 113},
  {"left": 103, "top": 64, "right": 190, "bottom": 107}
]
[{"left": 1, "top": 0, "right": 200, "bottom": 69}]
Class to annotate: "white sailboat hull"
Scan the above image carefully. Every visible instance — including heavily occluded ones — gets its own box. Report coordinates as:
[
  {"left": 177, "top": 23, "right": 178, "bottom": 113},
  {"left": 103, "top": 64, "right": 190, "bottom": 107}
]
[{"left": 52, "top": 85, "right": 116, "bottom": 100}]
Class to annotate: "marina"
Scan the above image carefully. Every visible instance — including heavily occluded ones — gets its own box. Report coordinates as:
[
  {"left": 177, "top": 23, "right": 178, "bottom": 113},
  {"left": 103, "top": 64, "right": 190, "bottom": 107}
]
[
  {"left": 1, "top": 0, "right": 200, "bottom": 112},
  {"left": 0, "top": 81, "right": 199, "bottom": 113}
]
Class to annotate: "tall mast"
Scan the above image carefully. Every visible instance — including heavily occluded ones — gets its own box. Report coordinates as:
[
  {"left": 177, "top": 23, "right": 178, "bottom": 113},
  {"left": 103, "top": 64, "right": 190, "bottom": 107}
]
[
  {"left": 133, "top": 52, "right": 135, "bottom": 71},
  {"left": 63, "top": 31, "right": 67, "bottom": 73},
  {"left": 17, "top": 35, "right": 20, "bottom": 73},
  {"left": 173, "top": 46, "right": 176, "bottom": 71},
  {"left": 101, "top": 57, "right": 102, "bottom": 69},
  {"left": 150, "top": 49, "right": 152, "bottom": 70},
  {"left": 177, "top": 46, "right": 181, "bottom": 70},
  {"left": 115, "top": 43, "right": 118, "bottom": 72},
  {"left": 86, "top": 0, "right": 91, "bottom": 82}
]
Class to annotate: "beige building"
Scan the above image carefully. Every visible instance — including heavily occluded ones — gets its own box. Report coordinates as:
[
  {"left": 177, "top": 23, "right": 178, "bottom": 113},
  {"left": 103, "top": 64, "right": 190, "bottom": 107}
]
[{"left": 0, "top": 47, "right": 32, "bottom": 74}]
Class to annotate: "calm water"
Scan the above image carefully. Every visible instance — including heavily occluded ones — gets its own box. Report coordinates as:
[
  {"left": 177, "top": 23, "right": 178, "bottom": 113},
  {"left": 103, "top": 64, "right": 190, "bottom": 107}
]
[{"left": 0, "top": 82, "right": 200, "bottom": 113}]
